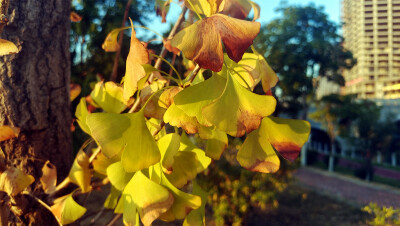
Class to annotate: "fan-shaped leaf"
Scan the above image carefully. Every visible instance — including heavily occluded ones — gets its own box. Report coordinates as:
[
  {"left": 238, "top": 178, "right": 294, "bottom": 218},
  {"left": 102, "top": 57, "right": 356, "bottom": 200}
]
[
  {"left": 75, "top": 98, "right": 91, "bottom": 135},
  {"left": 51, "top": 193, "right": 87, "bottom": 225},
  {"left": 107, "top": 161, "right": 134, "bottom": 191},
  {"left": 0, "top": 167, "right": 34, "bottom": 196},
  {"left": 68, "top": 150, "right": 91, "bottom": 193},
  {"left": 166, "top": 151, "right": 198, "bottom": 188},
  {"left": 0, "top": 39, "right": 18, "bottom": 56},
  {"left": 171, "top": 14, "right": 260, "bottom": 72},
  {"left": 237, "top": 126, "right": 280, "bottom": 173},
  {"left": 164, "top": 103, "right": 201, "bottom": 134},
  {"left": 183, "top": 181, "right": 208, "bottom": 226},
  {"left": 202, "top": 74, "right": 276, "bottom": 137},
  {"left": 91, "top": 81, "right": 131, "bottom": 113},
  {"left": 198, "top": 126, "right": 227, "bottom": 160},
  {"left": 158, "top": 133, "right": 181, "bottom": 173},
  {"left": 40, "top": 161, "right": 57, "bottom": 194},
  {"left": 261, "top": 117, "right": 311, "bottom": 161},
  {"left": 184, "top": 0, "right": 225, "bottom": 17}
]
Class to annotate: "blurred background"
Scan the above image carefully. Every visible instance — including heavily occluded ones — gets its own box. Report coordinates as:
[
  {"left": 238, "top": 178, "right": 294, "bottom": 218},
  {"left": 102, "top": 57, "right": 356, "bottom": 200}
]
[{"left": 70, "top": 0, "right": 400, "bottom": 225}]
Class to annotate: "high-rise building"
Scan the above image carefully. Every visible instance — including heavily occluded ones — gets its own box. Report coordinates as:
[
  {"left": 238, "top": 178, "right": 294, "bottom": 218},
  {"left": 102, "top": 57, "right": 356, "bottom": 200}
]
[{"left": 342, "top": 0, "right": 400, "bottom": 99}]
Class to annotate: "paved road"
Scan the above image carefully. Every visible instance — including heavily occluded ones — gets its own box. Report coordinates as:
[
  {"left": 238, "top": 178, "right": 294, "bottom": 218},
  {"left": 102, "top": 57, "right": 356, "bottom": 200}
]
[{"left": 293, "top": 167, "right": 400, "bottom": 208}]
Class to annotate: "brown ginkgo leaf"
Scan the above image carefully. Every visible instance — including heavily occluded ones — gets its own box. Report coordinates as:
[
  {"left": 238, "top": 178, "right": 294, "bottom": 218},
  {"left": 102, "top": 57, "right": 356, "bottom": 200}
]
[
  {"left": 70, "top": 12, "right": 82, "bottom": 22},
  {"left": 171, "top": 14, "right": 260, "bottom": 72},
  {"left": 123, "top": 20, "right": 149, "bottom": 100},
  {"left": 221, "top": 0, "right": 252, "bottom": 19}
]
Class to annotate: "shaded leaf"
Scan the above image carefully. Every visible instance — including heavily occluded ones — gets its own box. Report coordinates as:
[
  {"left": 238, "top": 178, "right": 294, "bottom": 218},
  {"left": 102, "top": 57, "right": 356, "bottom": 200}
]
[
  {"left": 75, "top": 98, "right": 91, "bottom": 135},
  {"left": 261, "top": 117, "right": 311, "bottom": 161},
  {"left": 0, "top": 39, "right": 18, "bottom": 56},
  {"left": 102, "top": 27, "right": 128, "bottom": 52},
  {"left": 92, "top": 149, "right": 120, "bottom": 176},
  {"left": 252, "top": 48, "right": 278, "bottom": 93},
  {"left": 0, "top": 167, "right": 34, "bottom": 196},
  {"left": 70, "top": 83, "right": 81, "bottom": 101},
  {"left": 70, "top": 11, "right": 82, "bottom": 22},
  {"left": 40, "top": 161, "right": 57, "bottom": 194},
  {"left": 163, "top": 39, "right": 180, "bottom": 55},
  {"left": 221, "top": 0, "right": 251, "bottom": 19},
  {"left": 236, "top": 126, "right": 280, "bottom": 173},
  {"left": 180, "top": 133, "right": 211, "bottom": 172},
  {"left": 202, "top": 73, "right": 276, "bottom": 137},
  {"left": 183, "top": 181, "right": 208, "bottom": 226},
  {"left": 104, "top": 185, "right": 121, "bottom": 209},
  {"left": 0, "top": 125, "right": 20, "bottom": 142},
  {"left": 171, "top": 14, "right": 260, "bottom": 72},
  {"left": 51, "top": 193, "right": 87, "bottom": 225},
  {"left": 166, "top": 151, "right": 198, "bottom": 188},
  {"left": 198, "top": 126, "right": 227, "bottom": 160},
  {"left": 68, "top": 150, "right": 91, "bottom": 193}
]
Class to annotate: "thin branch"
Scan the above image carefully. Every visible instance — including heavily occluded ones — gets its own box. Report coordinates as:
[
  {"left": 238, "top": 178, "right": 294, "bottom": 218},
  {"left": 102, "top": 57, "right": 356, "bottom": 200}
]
[
  {"left": 186, "top": 64, "right": 201, "bottom": 86},
  {"left": 106, "top": 214, "right": 122, "bottom": 226},
  {"left": 150, "top": 5, "right": 188, "bottom": 81},
  {"left": 110, "top": 0, "right": 133, "bottom": 82}
]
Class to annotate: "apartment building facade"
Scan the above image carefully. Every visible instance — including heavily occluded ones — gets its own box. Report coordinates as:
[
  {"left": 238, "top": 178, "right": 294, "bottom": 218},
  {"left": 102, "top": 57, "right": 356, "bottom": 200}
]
[{"left": 342, "top": 0, "right": 400, "bottom": 99}]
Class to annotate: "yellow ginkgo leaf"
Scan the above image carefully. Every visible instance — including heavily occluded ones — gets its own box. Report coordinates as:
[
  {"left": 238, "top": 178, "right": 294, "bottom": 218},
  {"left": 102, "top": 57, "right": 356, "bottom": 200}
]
[
  {"left": 184, "top": 0, "right": 225, "bottom": 17},
  {"left": 0, "top": 39, "right": 18, "bottom": 56},
  {"left": 0, "top": 167, "right": 34, "bottom": 196},
  {"left": 102, "top": 27, "right": 129, "bottom": 52},
  {"left": 171, "top": 14, "right": 260, "bottom": 72},
  {"left": 202, "top": 73, "right": 276, "bottom": 137},
  {"left": 40, "top": 161, "right": 57, "bottom": 194},
  {"left": 68, "top": 150, "right": 91, "bottom": 193}
]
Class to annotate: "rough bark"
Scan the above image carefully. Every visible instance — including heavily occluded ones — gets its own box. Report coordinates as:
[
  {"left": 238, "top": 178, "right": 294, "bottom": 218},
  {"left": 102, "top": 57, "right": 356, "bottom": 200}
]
[{"left": 0, "top": 0, "right": 71, "bottom": 224}]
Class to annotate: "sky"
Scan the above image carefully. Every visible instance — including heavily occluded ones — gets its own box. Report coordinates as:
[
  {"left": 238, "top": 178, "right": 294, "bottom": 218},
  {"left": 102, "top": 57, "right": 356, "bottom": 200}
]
[{"left": 145, "top": 0, "right": 342, "bottom": 36}]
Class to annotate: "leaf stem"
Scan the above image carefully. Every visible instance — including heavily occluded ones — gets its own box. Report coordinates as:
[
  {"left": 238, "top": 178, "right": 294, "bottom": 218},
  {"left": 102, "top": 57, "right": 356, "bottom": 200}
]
[
  {"left": 185, "top": 0, "right": 202, "bottom": 20},
  {"left": 21, "top": 191, "right": 63, "bottom": 226},
  {"left": 186, "top": 64, "right": 201, "bottom": 86},
  {"left": 151, "top": 53, "right": 182, "bottom": 85}
]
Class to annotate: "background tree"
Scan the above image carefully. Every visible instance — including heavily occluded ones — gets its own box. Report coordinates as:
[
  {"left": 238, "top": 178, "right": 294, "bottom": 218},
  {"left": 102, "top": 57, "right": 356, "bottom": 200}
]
[
  {"left": 0, "top": 0, "right": 71, "bottom": 224},
  {"left": 254, "top": 4, "right": 355, "bottom": 119}
]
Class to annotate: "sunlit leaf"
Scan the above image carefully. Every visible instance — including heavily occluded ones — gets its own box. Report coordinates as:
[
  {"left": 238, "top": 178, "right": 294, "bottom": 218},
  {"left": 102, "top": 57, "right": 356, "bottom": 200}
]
[
  {"left": 184, "top": 0, "right": 225, "bottom": 17},
  {"left": 146, "top": 118, "right": 166, "bottom": 141},
  {"left": 261, "top": 117, "right": 311, "bottom": 161},
  {"left": 171, "top": 14, "right": 260, "bottom": 72},
  {"left": 123, "top": 22, "right": 149, "bottom": 100},
  {"left": 174, "top": 74, "right": 226, "bottom": 126},
  {"left": 158, "top": 87, "right": 183, "bottom": 109},
  {"left": 183, "top": 181, "right": 208, "bottom": 226},
  {"left": 102, "top": 27, "right": 128, "bottom": 52},
  {"left": 221, "top": 0, "right": 251, "bottom": 19},
  {"left": 236, "top": 126, "right": 280, "bottom": 173},
  {"left": 150, "top": 165, "right": 201, "bottom": 221},
  {"left": 104, "top": 185, "right": 121, "bottom": 209},
  {"left": 0, "top": 39, "right": 18, "bottom": 56},
  {"left": 202, "top": 73, "right": 276, "bottom": 137},
  {"left": 180, "top": 133, "right": 211, "bottom": 172},
  {"left": 70, "top": 11, "right": 82, "bottom": 22},
  {"left": 70, "top": 83, "right": 81, "bottom": 101},
  {"left": 158, "top": 133, "right": 181, "bottom": 173},
  {"left": 91, "top": 81, "right": 131, "bottom": 113},
  {"left": 68, "top": 150, "right": 91, "bottom": 193},
  {"left": 40, "top": 161, "right": 57, "bottom": 194},
  {"left": 140, "top": 79, "right": 169, "bottom": 119},
  {"left": 75, "top": 98, "right": 91, "bottom": 135},
  {"left": 0, "top": 125, "right": 20, "bottom": 142},
  {"left": 219, "top": 54, "right": 255, "bottom": 89},
  {"left": 166, "top": 151, "right": 198, "bottom": 188},
  {"left": 249, "top": 0, "right": 260, "bottom": 21},
  {"left": 51, "top": 193, "right": 87, "bottom": 225},
  {"left": 107, "top": 161, "right": 134, "bottom": 191},
  {"left": 252, "top": 48, "right": 278, "bottom": 93},
  {"left": 0, "top": 167, "right": 34, "bottom": 196},
  {"left": 164, "top": 103, "right": 201, "bottom": 134},
  {"left": 163, "top": 39, "right": 180, "bottom": 54},
  {"left": 87, "top": 111, "right": 161, "bottom": 172},
  {"left": 123, "top": 171, "right": 173, "bottom": 226},
  {"left": 198, "top": 126, "right": 227, "bottom": 160}
]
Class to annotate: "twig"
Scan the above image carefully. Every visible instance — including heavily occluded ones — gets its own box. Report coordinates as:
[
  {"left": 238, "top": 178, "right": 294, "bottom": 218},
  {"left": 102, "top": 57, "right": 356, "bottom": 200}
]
[
  {"left": 90, "top": 207, "right": 106, "bottom": 225},
  {"left": 21, "top": 191, "right": 62, "bottom": 226},
  {"left": 110, "top": 0, "right": 133, "bottom": 82},
  {"left": 186, "top": 64, "right": 201, "bottom": 86},
  {"left": 106, "top": 214, "right": 122, "bottom": 226},
  {"left": 150, "top": 5, "right": 188, "bottom": 81}
]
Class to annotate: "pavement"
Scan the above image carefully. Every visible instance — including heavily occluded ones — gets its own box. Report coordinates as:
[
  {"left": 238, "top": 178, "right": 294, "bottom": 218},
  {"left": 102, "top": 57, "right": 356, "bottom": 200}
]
[{"left": 293, "top": 167, "right": 400, "bottom": 208}]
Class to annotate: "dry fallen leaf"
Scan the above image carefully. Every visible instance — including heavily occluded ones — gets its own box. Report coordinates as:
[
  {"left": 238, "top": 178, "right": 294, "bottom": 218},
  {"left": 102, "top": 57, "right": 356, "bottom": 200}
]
[
  {"left": 0, "top": 126, "right": 20, "bottom": 142},
  {"left": 40, "top": 161, "right": 57, "bottom": 194}
]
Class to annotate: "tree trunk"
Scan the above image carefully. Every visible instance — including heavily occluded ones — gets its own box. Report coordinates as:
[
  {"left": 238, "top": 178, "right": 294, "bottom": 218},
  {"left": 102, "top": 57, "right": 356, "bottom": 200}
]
[{"left": 0, "top": 0, "right": 71, "bottom": 224}]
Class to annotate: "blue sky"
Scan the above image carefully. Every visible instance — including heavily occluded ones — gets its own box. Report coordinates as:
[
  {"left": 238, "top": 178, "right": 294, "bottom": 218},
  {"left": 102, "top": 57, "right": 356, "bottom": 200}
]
[{"left": 145, "top": 0, "right": 341, "bottom": 36}]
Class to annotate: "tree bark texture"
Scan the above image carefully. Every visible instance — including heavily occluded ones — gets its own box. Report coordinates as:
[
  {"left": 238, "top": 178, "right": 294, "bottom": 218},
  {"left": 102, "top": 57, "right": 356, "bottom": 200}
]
[{"left": 0, "top": 0, "right": 71, "bottom": 224}]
